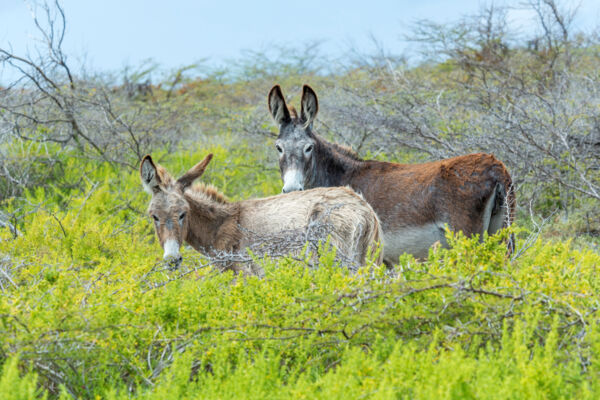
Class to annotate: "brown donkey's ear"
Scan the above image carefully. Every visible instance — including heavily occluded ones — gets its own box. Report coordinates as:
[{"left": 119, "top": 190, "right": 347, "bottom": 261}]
[
  {"left": 268, "top": 85, "right": 291, "bottom": 126},
  {"left": 177, "top": 153, "right": 214, "bottom": 189},
  {"left": 300, "top": 85, "right": 318, "bottom": 128},
  {"left": 140, "top": 155, "right": 162, "bottom": 194}
]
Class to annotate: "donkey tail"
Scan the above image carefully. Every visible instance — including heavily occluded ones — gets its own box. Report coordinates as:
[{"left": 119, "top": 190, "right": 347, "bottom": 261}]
[{"left": 484, "top": 169, "right": 516, "bottom": 255}]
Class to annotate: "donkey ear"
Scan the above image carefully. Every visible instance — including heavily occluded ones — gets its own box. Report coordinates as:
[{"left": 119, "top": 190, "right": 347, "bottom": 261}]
[
  {"left": 300, "top": 85, "right": 318, "bottom": 128},
  {"left": 177, "top": 153, "right": 214, "bottom": 189},
  {"left": 268, "top": 85, "right": 291, "bottom": 126},
  {"left": 140, "top": 155, "right": 161, "bottom": 194}
]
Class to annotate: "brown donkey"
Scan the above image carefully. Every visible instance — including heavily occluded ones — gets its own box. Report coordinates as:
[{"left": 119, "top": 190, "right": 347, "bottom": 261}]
[
  {"left": 268, "top": 85, "right": 515, "bottom": 264},
  {"left": 140, "top": 153, "right": 383, "bottom": 273}
]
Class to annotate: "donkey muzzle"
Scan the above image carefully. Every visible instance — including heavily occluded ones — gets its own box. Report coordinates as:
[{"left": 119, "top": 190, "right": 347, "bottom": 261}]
[
  {"left": 163, "top": 239, "right": 182, "bottom": 269},
  {"left": 281, "top": 169, "right": 304, "bottom": 193}
]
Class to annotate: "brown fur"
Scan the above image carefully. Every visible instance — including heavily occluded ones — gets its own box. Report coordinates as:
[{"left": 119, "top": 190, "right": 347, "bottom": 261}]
[
  {"left": 350, "top": 153, "right": 515, "bottom": 234},
  {"left": 141, "top": 154, "right": 383, "bottom": 274},
  {"left": 288, "top": 106, "right": 299, "bottom": 120}
]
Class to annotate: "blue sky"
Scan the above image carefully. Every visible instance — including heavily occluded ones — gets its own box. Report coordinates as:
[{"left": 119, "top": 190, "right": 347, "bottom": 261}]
[{"left": 1, "top": 0, "right": 598, "bottom": 81}]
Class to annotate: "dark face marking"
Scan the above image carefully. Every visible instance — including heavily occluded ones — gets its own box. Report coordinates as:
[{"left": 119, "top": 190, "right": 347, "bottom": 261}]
[{"left": 276, "top": 125, "right": 317, "bottom": 193}]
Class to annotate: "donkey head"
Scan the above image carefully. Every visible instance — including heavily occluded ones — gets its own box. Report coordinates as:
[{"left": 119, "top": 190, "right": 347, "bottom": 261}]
[
  {"left": 140, "top": 154, "right": 213, "bottom": 268},
  {"left": 268, "top": 85, "right": 319, "bottom": 193}
]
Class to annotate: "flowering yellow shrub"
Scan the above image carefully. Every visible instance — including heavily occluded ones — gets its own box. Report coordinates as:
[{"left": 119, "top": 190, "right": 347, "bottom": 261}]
[{"left": 1, "top": 146, "right": 599, "bottom": 399}]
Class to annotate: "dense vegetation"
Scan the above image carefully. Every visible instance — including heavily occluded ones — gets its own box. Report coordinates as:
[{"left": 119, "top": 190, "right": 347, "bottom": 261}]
[{"left": 1, "top": 1, "right": 599, "bottom": 398}]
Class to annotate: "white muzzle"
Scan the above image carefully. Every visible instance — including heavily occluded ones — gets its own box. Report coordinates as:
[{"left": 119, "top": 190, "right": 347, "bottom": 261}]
[
  {"left": 163, "top": 239, "right": 181, "bottom": 264},
  {"left": 282, "top": 169, "right": 304, "bottom": 193}
]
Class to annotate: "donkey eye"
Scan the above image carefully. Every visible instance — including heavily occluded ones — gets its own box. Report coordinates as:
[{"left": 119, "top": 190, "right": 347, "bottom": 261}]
[
  {"left": 179, "top": 212, "right": 186, "bottom": 221},
  {"left": 152, "top": 215, "right": 159, "bottom": 222},
  {"left": 275, "top": 144, "right": 283, "bottom": 154},
  {"left": 304, "top": 144, "right": 313, "bottom": 154}
]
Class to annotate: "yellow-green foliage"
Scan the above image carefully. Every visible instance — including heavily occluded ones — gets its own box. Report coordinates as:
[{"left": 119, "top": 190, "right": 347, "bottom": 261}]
[
  {"left": 0, "top": 357, "right": 46, "bottom": 400},
  {"left": 1, "top": 144, "right": 599, "bottom": 399}
]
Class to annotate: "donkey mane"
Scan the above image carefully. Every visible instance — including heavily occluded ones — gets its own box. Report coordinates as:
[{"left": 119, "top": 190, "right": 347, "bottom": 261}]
[
  {"left": 155, "top": 165, "right": 175, "bottom": 188},
  {"left": 314, "top": 134, "right": 362, "bottom": 161},
  {"left": 328, "top": 141, "right": 362, "bottom": 161},
  {"left": 189, "top": 183, "right": 229, "bottom": 204},
  {"left": 155, "top": 166, "right": 229, "bottom": 204},
  {"left": 288, "top": 106, "right": 299, "bottom": 120}
]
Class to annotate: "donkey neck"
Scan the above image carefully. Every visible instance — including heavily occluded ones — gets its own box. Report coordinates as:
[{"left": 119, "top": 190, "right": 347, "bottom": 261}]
[
  {"left": 313, "top": 135, "right": 364, "bottom": 187},
  {"left": 183, "top": 186, "right": 240, "bottom": 253}
]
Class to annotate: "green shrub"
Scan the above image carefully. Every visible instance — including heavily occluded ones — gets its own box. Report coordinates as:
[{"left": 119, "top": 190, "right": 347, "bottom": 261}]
[
  {"left": 1, "top": 145, "right": 599, "bottom": 398},
  {"left": 0, "top": 356, "right": 46, "bottom": 400}
]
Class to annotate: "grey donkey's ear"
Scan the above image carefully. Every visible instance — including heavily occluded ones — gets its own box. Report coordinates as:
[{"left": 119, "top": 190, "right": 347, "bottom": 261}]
[
  {"left": 300, "top": 85, "right": 318, "bottom": 128},
  {"left": 177, "top": 153, "right": 214, "bottom": 189},
  {"left": 140, "top": 155, "right": 161, "bottom": 194},
  {"left": 268, "top": 85, "right": 291, "bottom": 126}
]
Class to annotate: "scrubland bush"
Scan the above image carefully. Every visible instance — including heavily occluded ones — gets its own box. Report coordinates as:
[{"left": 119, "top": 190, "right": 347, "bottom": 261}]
[
  {"left": 0, "top": 145, "right": 598, "bottom": 398},
  {"left": 1, "top": 0, "right": 599, "bottom": 398}
]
